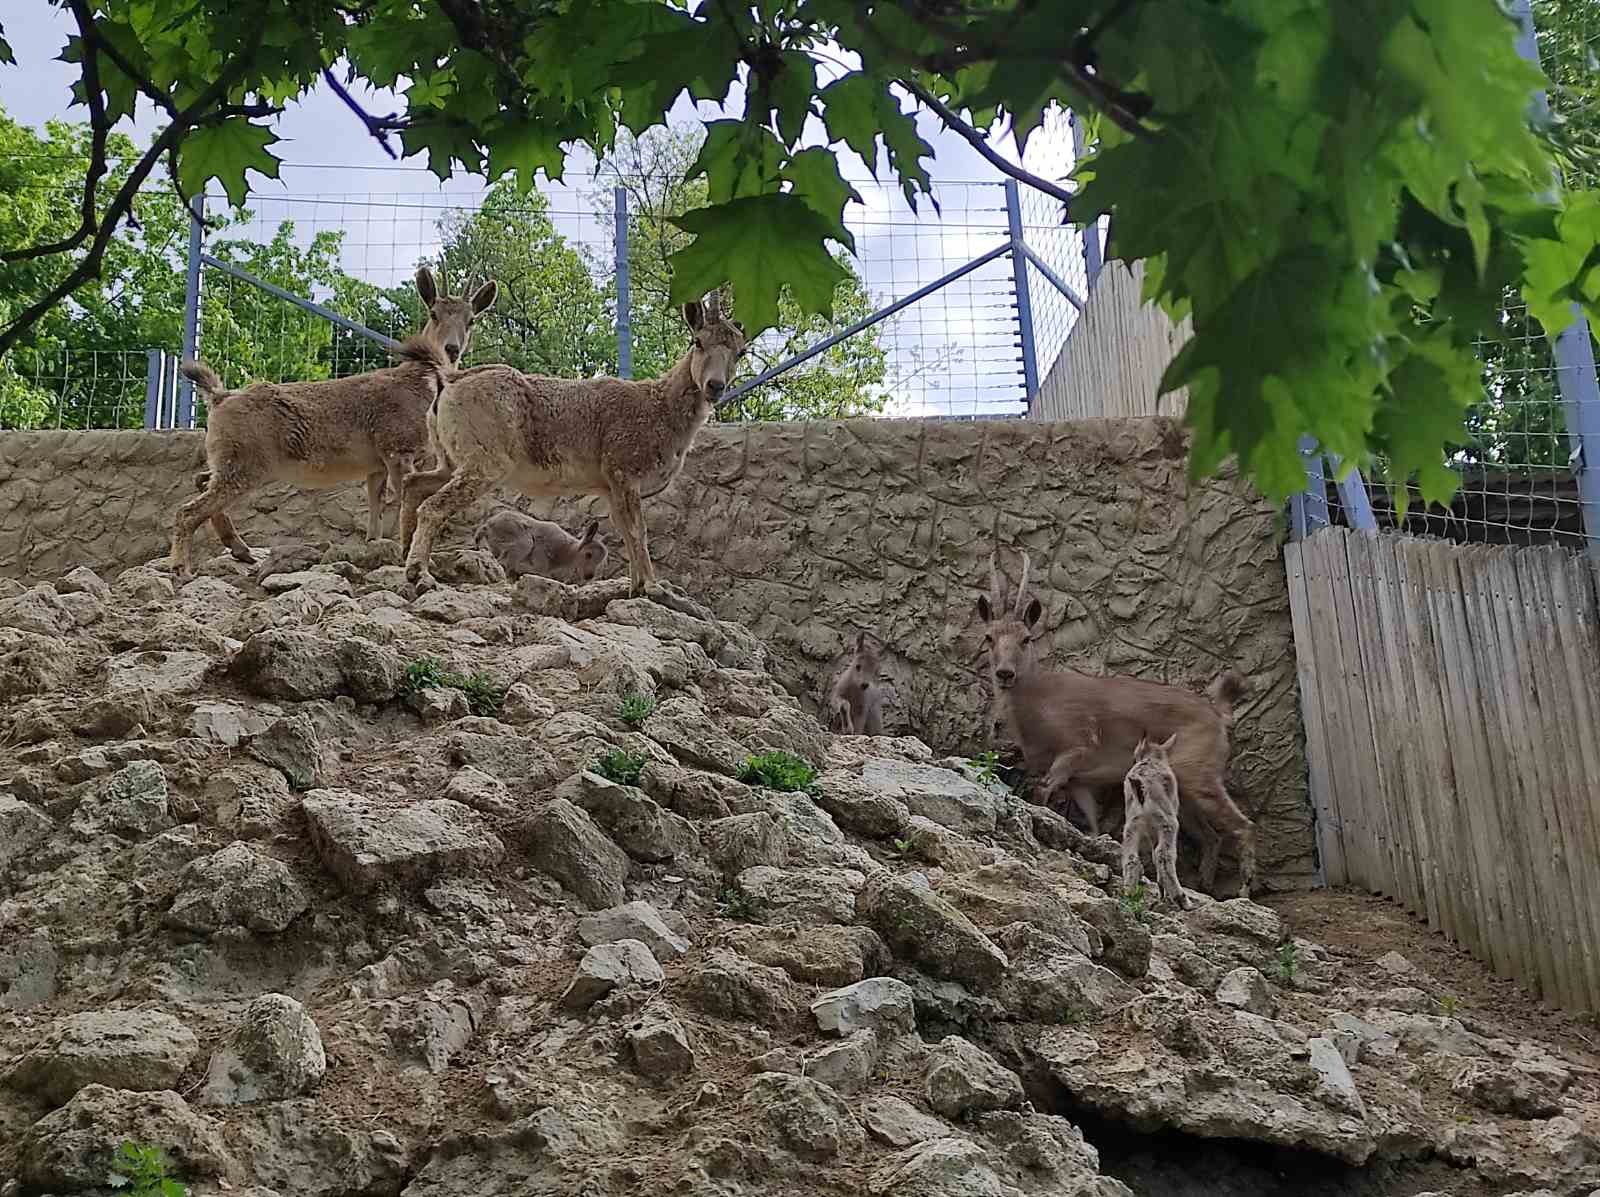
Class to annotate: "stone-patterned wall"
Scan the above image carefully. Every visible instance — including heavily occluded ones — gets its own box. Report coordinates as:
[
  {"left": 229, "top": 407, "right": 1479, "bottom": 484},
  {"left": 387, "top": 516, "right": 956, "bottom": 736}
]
[{"left": 0, "top": 419, "right": 1313, "bottom": 886}]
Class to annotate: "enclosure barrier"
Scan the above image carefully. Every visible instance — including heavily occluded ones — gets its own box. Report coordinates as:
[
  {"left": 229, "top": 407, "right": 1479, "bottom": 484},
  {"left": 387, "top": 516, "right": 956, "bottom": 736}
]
[{"left": 1287, "top": 525, "right": 1600, "bottom": 1013}]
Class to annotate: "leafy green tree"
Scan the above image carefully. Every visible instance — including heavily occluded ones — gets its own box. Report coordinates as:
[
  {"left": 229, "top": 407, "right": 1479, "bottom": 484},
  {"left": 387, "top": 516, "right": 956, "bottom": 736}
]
[
  {"left": 597, "top": 126, "right": 890, "bottom": 421},
  {"left": 8, "top": 1, "right": 1600, "bottom": 507}
]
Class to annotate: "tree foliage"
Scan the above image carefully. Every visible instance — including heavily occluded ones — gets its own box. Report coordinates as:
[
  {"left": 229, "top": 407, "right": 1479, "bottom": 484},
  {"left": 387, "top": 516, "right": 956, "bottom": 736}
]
[{"left": 5, "top": 1, "right": 1600, "bottom": 505}]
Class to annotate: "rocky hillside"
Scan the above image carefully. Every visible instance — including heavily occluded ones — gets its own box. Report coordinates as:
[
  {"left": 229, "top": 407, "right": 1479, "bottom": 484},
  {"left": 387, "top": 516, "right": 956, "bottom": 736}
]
[{"left": 0, "top": 543, "right": 1595, "bottom": 1197}]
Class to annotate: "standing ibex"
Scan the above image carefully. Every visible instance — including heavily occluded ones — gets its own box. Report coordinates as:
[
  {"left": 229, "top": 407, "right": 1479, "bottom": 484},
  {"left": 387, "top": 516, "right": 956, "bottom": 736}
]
[
  {"left": 169, "top": 269, "right": 496, "bottom": 576},
  {"left": 829, "top": 631, "right": 885, "bottom": 736},
  {"left": 400, "top": 292, "right": 745, "bottom": 596},
  {"left": 978, "top": 549, "right": 1256, "bottom": 897},
  {"left": 1121, "top": 732, "right": 1188, "bottom": 909},
  {"left": 473, "top": 508, "right": 608, "bottom": 583}
]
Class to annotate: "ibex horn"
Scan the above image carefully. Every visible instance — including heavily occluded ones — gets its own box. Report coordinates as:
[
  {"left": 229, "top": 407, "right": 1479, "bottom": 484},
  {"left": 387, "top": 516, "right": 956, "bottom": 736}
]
[
  {"left": 988, "top": 551, "right": 1005, "bottom": 615},
  {"left": 1013, "top": 550, "right": 1032, "bottom": 618}
]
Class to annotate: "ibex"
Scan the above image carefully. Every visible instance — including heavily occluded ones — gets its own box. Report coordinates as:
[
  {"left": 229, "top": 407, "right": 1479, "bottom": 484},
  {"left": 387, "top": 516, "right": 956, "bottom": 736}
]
[
  {"left": 169, "top": 269, "right": 497, "bottom": 576},
  {"left": 1121, "top": 732, "right": 1188, "bottom": 909},
  {"left": 978, "top": 549, "right": 1256, "bottom": 897},
  {"left": 400, "top": 292, "right": 745, "bottom": 596},
  {"left": 473, "top": 508, "right": 608, "bottom": 583},
  {"left": 829, "top": 631, "right": 885, "bottom": 736}
]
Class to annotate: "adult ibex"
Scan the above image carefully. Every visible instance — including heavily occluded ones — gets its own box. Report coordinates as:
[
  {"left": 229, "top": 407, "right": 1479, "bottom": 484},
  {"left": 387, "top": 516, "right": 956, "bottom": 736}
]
[{"left": 978, "top": 549, "right": 1256, "bottom": 897}]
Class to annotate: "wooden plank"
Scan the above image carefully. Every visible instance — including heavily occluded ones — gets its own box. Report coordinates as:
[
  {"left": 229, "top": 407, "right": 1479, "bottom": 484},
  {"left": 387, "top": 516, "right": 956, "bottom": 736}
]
[
  {"left": 1465, "top": 546, "right": 1563, "bottom": 1004},
  {"left": 1301, "top": 531, "right": 1369, "bottom": 886},
  {"left": 1369, "top": 534, "right": 1451, "bottom": 942},
  {"left": 1284, "top": 542, "right": 1346, "bottom": 886},
  {"left": 1324, "top": 530, "right": 1392, "bottom": 895},
  {"left": 1516, "top": 548, "right": 1600, "bottom": 1011},
  {"left": 1550, "top": 553, "right": 1600, "bottom": 1012},
  {"left": 1343, "top": 531, "right": 1417, "bottom": 912},
  {"left": 1416, "top": 540, "right": 1521, "bottom": 983}
]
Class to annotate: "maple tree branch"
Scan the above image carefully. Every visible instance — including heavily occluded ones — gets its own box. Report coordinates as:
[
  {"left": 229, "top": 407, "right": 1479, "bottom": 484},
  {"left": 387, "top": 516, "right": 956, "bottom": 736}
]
[
  {"left": 87, "top": 17, "right": 179, "bottom": 117},
  {"left": 323, "top": 67, "right": 403, "bottom": 158},
  {"left": 0, "top": 42, "right": 262, "bottom": 358},
  {"left": 897, "top": 76, "right": 1075, "bottom": 207},
  {"left": 1, "top": 0, "right": 107, "bottom": 264}
]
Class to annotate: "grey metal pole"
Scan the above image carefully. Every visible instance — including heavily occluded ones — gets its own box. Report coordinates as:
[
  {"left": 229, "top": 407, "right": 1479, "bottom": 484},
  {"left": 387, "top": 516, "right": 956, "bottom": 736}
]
[
  {"left": 614, "top": 186, "right": 632, "bottom": 380},
  {"left": 1070, "top": 112, "right": 1104, "bottom": 287},
  {"left": 1290, "top": 435, "right": 1331, "bottom": 540},
  {"left": 144, "top": 350, "right": 164, "bottom": 430},
  {"left": 1512, "top": 0, "right": 1600, "bottom": 559},
  {"left": 178, "top": 194, "right": 204, "bottom": 428},
  {"left": 1004, "top": 179, "right": 1040, "bottom": 410}
]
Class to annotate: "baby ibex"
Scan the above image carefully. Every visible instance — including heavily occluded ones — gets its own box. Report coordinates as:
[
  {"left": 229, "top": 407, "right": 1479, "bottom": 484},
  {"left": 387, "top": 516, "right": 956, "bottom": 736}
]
[
  {"left": 829, "top": 631, "right": 884, "bottom": 736},
  {"left": 978, "top": 549, "right": 1256, "bottom": 897},
  {"left": 169, "top": 268, "right": 497, "bottom": 575},
  {"left": 401, "top": 292, "right": 745, "bottom": 596},
  {"left": 473, "top": 508, "right": 608, "bottom": 583},
  {"left": 1121, "top": 732, "right": 1188, "bottom": 909}
]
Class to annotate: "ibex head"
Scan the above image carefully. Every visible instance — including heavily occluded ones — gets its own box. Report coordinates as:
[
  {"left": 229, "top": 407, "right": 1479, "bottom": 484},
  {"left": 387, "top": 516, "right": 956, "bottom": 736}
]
[{"left": 977, "top": 549, "right": 1042, "bottom": 691}]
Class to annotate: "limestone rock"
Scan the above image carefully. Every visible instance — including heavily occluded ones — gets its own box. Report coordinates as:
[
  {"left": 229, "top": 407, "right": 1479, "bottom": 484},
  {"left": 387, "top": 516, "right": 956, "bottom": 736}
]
[
  {"left": 0, "top": 933, "right": 59, "bottom": 1011},
  {"left": 556, "top": 770, "right": 675, "bottom": 863},
  {"left": 1187, "top": 899, "right": 1288, "bottom": 949},
  {"left": 733, "top": 864, "right": 863, "bottom": 926},
  {"left": 1453, "top": 1058, "right": 1570, "bottom": 1119},
  {"left": 860, "top": 872, "right": 1009, "bottom": 989},
  {"left": 72, "top": 688, "right": 166, "bottom": 739},
  {"left": 704, "top": 810, "right": 789, "bottom": 875},
  {"left": 0, "top": 793, "right": 53, "bottom": 870},
  {"left": 868, "top": 1137, "right": 1020, "bottom": 1197},
  {"left": 335, "top": 636, "right": 403, "bottom": 703},
  {"left": 167, "top": 843, "right": 310, "bottom": 934},
  {"left": 6, "top": 1010, "right": 199, "bottom": 1105},
  {"left": 302, "top": 790, "right": 506, "bottom": 893},
  {"left": 811, "top": 976, "right": 917, "bottom": 1039},
  {"left": 1216, "top": 967, "right": 1276, "bottom": 1017},
  {"left": 627, "top": 1011, "right": 695, "bottom": 1078},
  {"left": 442, "top": 765, "right": 516, "bottom": 818},
  {"left": 524, "top": 797, "right": 630, "bottom": 909},
  {"left": 247, "top": 713, "right": 324, "bottom": 789},
  {"left": 70, "top": 759, "right": 171, "bottom": 838},
  {"left": 577, "top": 900, "right": 690, "bottom": 960},
  {"left": 0, "top": 585, "right": 74, "bottom": 635},
  {"left": 803, "top": 1029, "right": 879, "bottom": 1095},
  {"left": 1308, "top": 1035, "right": 1367, "bottom": 1117},
  {"left": 862, "top": 1096, "right": 951, "bottom": 1149},
  {"left": 18, "top": 1085, "right": 234, "bottom": 1189},
  {"left": 997, "top": 924, "right": 1133, "bottom": 1021},
  {"left": 923, "top": 1036, "right": 1024, "bottom": 1119},
  {"left": 723, "top": 924, "right": 890, "bottom": 987},
  {"left": 858, "top": 757, "right": 1001, "bottom": 834},
  {"left": 230, "top": 629, "right": 344, "bottom": 700},
  {"left": 411, "top": 587, "right": 508, "bottom": 623},
  {"left": 199, "top": 994, "right": 326, "bottom": 1105},
  {"left": 561, "top": 939, "right": 663, "bottom": 1011},
  {"left": 188, "top": 700, "right": 273, "bottom": 748},
  {"left": 814, "top": 771, "right": 911, "bottom": 839},
  {"left": 683, "top": 949, "right": 798, "bottom": 1023},
  {"left": 744, "top": 1072, "right": 865, "bottom": 1162}
]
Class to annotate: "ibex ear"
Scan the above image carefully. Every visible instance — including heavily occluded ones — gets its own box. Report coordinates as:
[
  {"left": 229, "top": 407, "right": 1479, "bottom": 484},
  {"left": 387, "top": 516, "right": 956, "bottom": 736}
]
[
  {"left": 1135, "top": 734, "right": 1149, "bottom": 757},
  {"left": 1022, "top": 597, "right": 1043, "bottom": 629},
  {"left": 1159, "top": 732, "right": 1178, "bottom": 753},
  {"left": 581, "top": 519, "right": 600, "bottom": 543},
  {"left": 415, "top": 266, "right": 439, "bottom": 305},
  {"left": 683, "top": 301, "right": 706, "bottom": 331},
  {"left": 470, "top": 279, "right": 498, "bottom": 314},
  {"left": 977, "top": 595, "right": 994, "bottom": 624},
  {"left": 855, "top": 630, "right": 866, "bottom": 654}
]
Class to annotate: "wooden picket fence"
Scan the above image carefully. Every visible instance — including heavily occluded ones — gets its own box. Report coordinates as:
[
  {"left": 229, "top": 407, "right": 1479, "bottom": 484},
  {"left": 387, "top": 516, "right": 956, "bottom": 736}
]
[{"left": 1285, "top": 527, "right": 1600, "bottom": 1013}]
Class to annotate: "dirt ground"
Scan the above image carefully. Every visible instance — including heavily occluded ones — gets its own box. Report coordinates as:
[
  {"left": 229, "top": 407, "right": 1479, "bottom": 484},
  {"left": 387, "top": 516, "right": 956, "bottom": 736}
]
[{"left": 1265, "top": 887, "right": 1600, "bottom": 1072}]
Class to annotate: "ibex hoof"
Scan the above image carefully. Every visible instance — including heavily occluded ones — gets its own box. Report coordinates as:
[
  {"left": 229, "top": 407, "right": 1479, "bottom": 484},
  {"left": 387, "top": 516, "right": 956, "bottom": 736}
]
[
  {"left": 409, "top": 573, "right": 438, "bottom": 597},
  {"left": 229, "top": 546, "right": 259, "bottom": 565}
]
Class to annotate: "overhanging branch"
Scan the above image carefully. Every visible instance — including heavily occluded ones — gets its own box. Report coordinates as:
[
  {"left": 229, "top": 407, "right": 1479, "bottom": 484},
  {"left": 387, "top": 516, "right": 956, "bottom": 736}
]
[{"left": 897, "top": 77, "right": 1075, "bottom": 207}]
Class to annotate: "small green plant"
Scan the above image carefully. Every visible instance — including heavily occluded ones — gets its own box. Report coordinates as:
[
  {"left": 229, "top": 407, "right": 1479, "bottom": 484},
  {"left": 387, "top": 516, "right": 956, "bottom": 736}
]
[
  {"left": 972, "top": 749, "right": 1004, "bottom": 787},
  {"left": 738, "top": 751, "right": 819, "bottom": 795},
  {"left": 1061, "top": 1005, "right": 1089, "bottom": 1027},
  {"left": 1438, "top": 994, "right": 1461, "bottom": 1017},
  {"left": 594, "top": 748, "right": 648, "bottom": 787},
  {"left": 716, "top": 885, "right": 769, "bottom": 922},
  {"left": 617, "top": 692, "right": 656, "bottom": 727},
  {"left": 1119, "top": 880, "right": 1151, "bottom": 923},
  {"left": 1276, "top": 942, "right": 1299, "bottom": 982},
  {"left": 892, "top": 837, "right": 912, "bottom": 857},
  {"left": 110, "top": 1142, "right": 186, "bottom": 1197},
  {"left": 401, "top": 656, "right": 504, "bottom": 717}
]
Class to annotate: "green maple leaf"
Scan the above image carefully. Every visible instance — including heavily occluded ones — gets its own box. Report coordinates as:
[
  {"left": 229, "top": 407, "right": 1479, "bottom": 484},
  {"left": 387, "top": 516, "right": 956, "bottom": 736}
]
[
  {"left": 782, "top": 148, "right": 860, "bottom": 252},
  {"left": 1373, "top": 332, "right": 1478, "bottom": 510},
  {"left": 769, "top": 51, "right": 816, "bottom": 146},
  {"left": 820, "top": 73, "right": 932, "bottom": 207},
  {"left": 177, "top": 119, "right": 281, "bottom": 207},
  {"left": 689, "top": 119, "right": 783, "bottom": 204},
  {"left": 487, "top": 117, "right": 565, "bottom": 192},
  {"left": 401, "top": 120, "right": 483, "bottom": 181},
  {"left": 0, "top": 26, "right": 14, "bottom": 67},
  {"left": 668, "top": 194, "right": 851, "bottom": 334}
]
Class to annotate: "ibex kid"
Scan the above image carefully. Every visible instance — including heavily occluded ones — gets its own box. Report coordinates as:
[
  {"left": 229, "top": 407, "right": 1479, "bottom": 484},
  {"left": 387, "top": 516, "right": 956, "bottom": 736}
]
[
  {"left": 829, "top": 631, "right": 884, "bottom": 736},
  {"left": 1121, "top": 732, "right": 1189, "bottom": 909},
  {"left": 474, "top": 509, "right": 608, "bottom": 582}
]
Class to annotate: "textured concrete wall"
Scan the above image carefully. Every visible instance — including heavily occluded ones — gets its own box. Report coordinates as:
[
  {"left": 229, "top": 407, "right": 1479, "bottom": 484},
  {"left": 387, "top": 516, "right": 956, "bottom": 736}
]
[
  {"left": 0, "top": 420, "right": 1313, "bottom": 886},
  {"left": 1037, "top": 260, "right": 1193, "bottom": 422}
]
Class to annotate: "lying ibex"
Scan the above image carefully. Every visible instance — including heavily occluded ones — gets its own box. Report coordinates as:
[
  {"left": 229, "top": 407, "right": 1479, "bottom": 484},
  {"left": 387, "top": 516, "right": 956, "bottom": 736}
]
[
  {"left": 829, "top": 631, "right": 884, "bottom": 736},
  {"left": 1121, "top": 732, "right": 1188, "bottom": 909},
  {"left": 473, "top": 508, "right": 608, "bottom": 583},
  {"left": 979, "top": 549, "right": 1256, "bottom": 897},
  {"left": 168, "top": 268, "right": 497, "bottom": 576},
  {"left": 400, "top": 292, "right": 745, "bottom": 596}
]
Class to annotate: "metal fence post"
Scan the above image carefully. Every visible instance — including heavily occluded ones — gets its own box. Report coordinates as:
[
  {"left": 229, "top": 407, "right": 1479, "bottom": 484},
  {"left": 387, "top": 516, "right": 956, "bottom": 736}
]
[
  {"left": 614, "top": 185, "right": 632, "bottom": 380},
  {"left": 1290, "top": 435, "right": 1331, "bottom": 540},
  {"left": 1004, "top": 179, "right": 1040, "bottom": 409},
  {"left": 1513, "top": 0, "right": 1600, "bottom": 559},
  {"left": 144, "top": 350, "right": 164, "bottom": 429},
  {"left": 177, "top": 194, "right": 204, "bottom": 428},
  {"left": 1070, "top": 111, "right": 1104, "bottom": 287}
]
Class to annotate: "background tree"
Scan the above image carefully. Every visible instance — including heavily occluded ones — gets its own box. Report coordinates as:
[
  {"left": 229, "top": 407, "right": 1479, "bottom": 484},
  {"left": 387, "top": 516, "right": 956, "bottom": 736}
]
[{"left": 8, "top": 1, "right": 1600, "bottom": 508}]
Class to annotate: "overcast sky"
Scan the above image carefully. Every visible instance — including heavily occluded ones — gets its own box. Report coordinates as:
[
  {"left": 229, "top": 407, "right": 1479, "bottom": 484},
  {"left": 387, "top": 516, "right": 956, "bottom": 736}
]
[{"left": 0, "top": 4, "right": 1088, "bottom": 417}]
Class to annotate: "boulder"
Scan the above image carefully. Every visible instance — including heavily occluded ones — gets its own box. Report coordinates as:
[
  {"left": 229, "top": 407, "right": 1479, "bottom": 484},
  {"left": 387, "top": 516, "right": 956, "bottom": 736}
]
[
  {"left": 561, "top": 940, "right": 663, "bottom": 1011},
  {"left": 302, "top": 790, "right": 506, "bottom": 893},
  {"left": 524, "top": 798, "right": 630, "bottom": 909},
  {"left": 577, "top": 900, "right": 690, "bottom": 960},
  {"left": 860, "top": 872, "right": 1008, "bottom": 989},
  {"left": 70, "top": 759, "right": 172, "bottom": 838},
  {"left": 810, "top": 977, "right": 917, "bottom": 1039},
  {"left": 923, "top": 1036, "right": 1024, "bottom": 1119},
  {"left": 199, "top": 994, "right": 326, "bottom": 1105},
  {"left": 18, "top": 1086, "right": 235, "bottom": 1189},
  {"left": 6, "top": 1010, "right": 198, "bottom": 1105},
  {"left": 167, "top": 843, "right": 310, "bottom": 934}
]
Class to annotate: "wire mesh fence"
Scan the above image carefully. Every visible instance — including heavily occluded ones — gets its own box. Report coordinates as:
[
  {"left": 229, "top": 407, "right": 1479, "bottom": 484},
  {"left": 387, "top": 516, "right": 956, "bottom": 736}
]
[{"left": 3, "top": 148, "right": 1091, "bottom": 431}]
